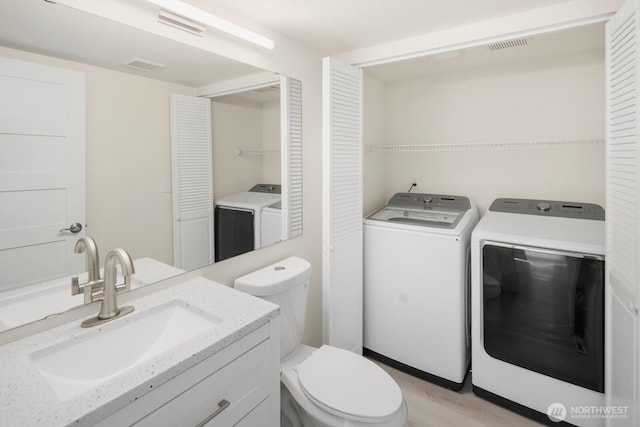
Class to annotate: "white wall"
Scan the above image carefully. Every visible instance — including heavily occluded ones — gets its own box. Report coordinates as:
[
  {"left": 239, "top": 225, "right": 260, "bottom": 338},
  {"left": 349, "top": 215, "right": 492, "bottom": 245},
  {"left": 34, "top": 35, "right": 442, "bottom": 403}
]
[
  {"left": 261, "top": 100, "right": 281, "bottom": 184},
  {"left": 211, "top": 97, "right": 281, "bottom": 199},
  {"left": 211, "top": 99, "right": 264, "bottom": 198},
  {"left": 364, "top": 49, "right": 605, "bottom": 214},
  {"left": 86, "top": 67, "right": 195, "bottom": 265},
  {"left": 363, "top": 74, "right": 388, "bottom": 215}
]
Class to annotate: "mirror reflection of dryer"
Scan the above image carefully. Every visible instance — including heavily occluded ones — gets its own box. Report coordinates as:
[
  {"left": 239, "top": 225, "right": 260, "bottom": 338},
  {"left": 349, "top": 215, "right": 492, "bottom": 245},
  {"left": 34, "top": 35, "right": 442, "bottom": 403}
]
[{"left": 214, "top": 184, "right": 281, "bottom": 262}]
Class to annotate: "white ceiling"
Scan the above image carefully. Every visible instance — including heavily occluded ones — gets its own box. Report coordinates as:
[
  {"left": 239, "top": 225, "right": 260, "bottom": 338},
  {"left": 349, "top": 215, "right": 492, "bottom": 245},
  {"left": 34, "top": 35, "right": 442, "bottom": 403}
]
[
  {"left": 0, "top": 0, "right": 605, "bottom": 86},
  {"left": 212, "top": 0, "right": 579, "bottom": 55},
  {"left": 365, "top": 23, "right": 605, "bottom": 82},
  {"left": 0, "top": 0, "right": 266, "bottom": 87}
]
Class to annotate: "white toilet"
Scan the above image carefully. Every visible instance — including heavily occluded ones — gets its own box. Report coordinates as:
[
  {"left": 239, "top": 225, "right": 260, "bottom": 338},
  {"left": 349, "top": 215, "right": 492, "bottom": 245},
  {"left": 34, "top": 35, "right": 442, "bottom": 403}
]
[{"left": 234, "top": 257, "right": 408, "bottom": 427}]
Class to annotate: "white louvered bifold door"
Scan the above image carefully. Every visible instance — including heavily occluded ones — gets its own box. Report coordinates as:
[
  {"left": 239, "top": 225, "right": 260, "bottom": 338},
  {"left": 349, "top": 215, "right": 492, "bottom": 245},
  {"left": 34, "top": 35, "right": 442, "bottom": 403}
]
[
  {"left": 170, "top": 94, "right": 213, "bottom": 270},
  {"left": 281, "top": 76, "right": 303, "bottom": 241},
  {"left": 606, "top": 1, "right": 640, "bottom": 424},
  {"left": 322, "top": 57, "right": 363, "bottom": 353}
]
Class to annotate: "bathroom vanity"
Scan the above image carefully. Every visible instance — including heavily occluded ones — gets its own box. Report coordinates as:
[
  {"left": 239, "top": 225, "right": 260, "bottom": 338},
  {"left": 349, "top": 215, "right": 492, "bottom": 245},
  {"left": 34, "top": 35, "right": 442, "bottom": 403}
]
[{"left": 0, "top": 277, "right": 280, "bottom": 426}]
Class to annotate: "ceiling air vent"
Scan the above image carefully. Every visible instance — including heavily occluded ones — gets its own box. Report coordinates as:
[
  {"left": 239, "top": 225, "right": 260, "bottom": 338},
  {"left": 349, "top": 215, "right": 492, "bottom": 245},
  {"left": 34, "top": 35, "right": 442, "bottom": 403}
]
[
  {"left": 157, "top": 9, "right": 206, "bottom": 37},
  {"left": 124, "top": 57, "right": 165, "bottom": 72},
  {"left": 488, "top": 37, "right": 529, "bottom": 51}
]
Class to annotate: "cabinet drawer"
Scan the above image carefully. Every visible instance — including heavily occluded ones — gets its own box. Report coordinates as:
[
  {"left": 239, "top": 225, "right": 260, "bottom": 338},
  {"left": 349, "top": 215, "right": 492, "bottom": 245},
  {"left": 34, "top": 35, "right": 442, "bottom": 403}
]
[
  {"left": 135, "top": 339, "right": 271, "bottom": 426},
  {"left": 236, "top": 397, "right": 272, "bottom": 427},
  {"left": 94, "top": 324, "right": 272, "bottom": 427}
]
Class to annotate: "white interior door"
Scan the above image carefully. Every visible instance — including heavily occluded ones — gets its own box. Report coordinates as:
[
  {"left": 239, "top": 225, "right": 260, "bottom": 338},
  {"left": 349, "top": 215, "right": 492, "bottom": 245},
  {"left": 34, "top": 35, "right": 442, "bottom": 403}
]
[
  {"left": 0, "top": 56, "right": 85, "bottom": 291},
  {"left": 170, "top": 94, "right": 214, "bottom": 270},
  {"left": 322, "top": 56, "right": 363, "bottom": 353},
  {"left": 606, "top": 0, "right": 640, "bottom": 424}
]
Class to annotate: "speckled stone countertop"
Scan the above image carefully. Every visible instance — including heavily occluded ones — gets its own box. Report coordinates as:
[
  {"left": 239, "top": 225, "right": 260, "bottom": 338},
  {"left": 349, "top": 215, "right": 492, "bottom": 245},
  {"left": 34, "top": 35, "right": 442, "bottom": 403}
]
[{"left": 0, "top": 277, "right": 279, "bottom": 426}]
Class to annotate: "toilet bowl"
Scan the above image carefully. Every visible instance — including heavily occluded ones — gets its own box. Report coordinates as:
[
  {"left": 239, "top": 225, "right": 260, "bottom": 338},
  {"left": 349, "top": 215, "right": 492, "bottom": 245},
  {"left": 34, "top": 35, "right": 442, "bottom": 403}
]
[
  {"left": 281, "top": 344, "right": 407, "bottom": 427},
  {"left": 234, "top": 257, "right": 407, "bottom": 427}
]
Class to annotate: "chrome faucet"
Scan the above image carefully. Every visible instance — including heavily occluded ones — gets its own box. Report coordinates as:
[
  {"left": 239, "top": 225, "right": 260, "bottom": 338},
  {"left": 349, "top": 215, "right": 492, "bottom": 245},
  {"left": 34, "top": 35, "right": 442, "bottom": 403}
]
[
  {"left": 71, "top": 236, "right": 104, "bottom": 304},
  {"left": 81, "top": 248, "right": 136, "bottom": 328}
]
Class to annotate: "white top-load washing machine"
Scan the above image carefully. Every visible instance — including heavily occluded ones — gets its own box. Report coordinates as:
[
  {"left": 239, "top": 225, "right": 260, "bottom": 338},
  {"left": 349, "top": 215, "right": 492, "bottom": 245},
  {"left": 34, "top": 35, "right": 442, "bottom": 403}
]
[
  {"left": 363, "top": 192, "right": 479, "bottom": 390},
  {"left": 214, "top": 184, "right": 281, "bottom": 262},
  {"left": 471, "top": 198, "right": 605, "bottom": 426}
]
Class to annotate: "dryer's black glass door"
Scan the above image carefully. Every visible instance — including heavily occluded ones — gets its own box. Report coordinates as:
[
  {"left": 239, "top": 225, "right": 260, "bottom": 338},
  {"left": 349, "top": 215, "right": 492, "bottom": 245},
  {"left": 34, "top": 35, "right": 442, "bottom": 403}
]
[
  {"left": 482, "top": 243, "right": 604, "bottom": 392},
  {"left": 214, "top": 207, "right": 254, "bottom": 262}
]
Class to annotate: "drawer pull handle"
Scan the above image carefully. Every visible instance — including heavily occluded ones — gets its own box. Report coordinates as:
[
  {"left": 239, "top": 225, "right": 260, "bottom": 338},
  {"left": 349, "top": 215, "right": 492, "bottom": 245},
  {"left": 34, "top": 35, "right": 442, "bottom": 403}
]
[{"left": 196, "top": 399, "right": 230, "bottom": 426}]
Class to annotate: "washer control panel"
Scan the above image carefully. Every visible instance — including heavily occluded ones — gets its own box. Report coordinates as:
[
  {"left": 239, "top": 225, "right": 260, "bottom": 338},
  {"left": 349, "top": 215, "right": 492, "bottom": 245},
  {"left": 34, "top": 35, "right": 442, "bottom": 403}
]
[
  {"left": 489, "top": 198, "right": 605, "bottom": 220},
  {"left": 387, "top": 193, "right": 471, "bottom": 212},
  {"left": 249, "top": 183, "right": 281, "bottom": 194}
]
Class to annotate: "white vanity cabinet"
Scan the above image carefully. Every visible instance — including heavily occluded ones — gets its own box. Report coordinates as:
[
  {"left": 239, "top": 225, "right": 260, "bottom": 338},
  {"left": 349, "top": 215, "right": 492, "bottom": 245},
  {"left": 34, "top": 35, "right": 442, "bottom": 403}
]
[
  {"left": 95, "top": 320, "right": 280, "bottom": 427},
  {"left": 0, "top": 277, "right": 280, "bottom": 426}
]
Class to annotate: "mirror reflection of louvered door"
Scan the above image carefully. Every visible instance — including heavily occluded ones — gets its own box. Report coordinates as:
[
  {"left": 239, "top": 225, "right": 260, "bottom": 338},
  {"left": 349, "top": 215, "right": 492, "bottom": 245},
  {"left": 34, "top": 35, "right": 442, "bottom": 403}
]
[
  {"left": 169, "top": 94, "right": 214, "bottom": 270},
  {"left": 322, "top": 57, "right": 363, "bottom": 353},
  {"left": 0, "top": 56, "right": 86, "bottom": 291},
  {"left": 281, "top": 76, "right": 303, "bottom": 241}
]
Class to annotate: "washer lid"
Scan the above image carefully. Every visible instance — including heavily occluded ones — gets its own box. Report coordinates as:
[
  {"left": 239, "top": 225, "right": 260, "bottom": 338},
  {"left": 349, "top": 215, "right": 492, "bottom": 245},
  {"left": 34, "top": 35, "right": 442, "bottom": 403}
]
[
  {"left": 214, "top": 191, "right": 281, "bottom": 210},
  {"left": 368, "top": 206, "right": 460, "bottom": 228},
  {"left": 297, "top": 345, "right": 403, "bottom": 422}
]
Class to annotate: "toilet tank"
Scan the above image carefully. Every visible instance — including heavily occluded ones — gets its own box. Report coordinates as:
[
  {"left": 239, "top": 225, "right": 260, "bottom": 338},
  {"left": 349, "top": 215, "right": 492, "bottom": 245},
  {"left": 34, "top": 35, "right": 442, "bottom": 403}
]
[{"left": 234, "top": 257, "right": 311, "bottom": 359}]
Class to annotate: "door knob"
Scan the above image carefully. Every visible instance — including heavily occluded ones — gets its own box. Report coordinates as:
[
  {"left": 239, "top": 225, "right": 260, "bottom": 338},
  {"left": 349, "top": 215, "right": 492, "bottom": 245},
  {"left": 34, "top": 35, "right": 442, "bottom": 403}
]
[{"left": 60, "top": 223, "right": 83, "bottom": 233}]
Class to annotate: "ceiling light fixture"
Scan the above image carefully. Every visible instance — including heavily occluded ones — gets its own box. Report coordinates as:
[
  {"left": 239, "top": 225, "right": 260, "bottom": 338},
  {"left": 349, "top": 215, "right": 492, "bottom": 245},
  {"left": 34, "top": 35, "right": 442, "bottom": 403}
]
[
  {"left": 157, "top": 9, "right": 206, "bottom": 37},
  {"left": 145, "top": 0, "right": 274, "bottom": 49}
]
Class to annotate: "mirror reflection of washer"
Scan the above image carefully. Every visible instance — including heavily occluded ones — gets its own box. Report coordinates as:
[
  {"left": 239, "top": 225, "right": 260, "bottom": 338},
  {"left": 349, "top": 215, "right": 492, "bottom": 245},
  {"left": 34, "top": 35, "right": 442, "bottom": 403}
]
[
  {"left": 363, "top": 193, "right": 479, "bottom": 390},
  {"left": 214, "top": 184, "right": 281, "bottom": 262},
  {"left": 261, "top": 201, "right": 282, "bottom": 248}
]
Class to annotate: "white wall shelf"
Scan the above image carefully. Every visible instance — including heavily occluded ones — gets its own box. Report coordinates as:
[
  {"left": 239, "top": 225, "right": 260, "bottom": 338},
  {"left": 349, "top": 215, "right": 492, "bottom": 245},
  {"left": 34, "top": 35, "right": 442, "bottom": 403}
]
[
  {"left": 235, "top": 148, "right": 280, "bottom": 156},
  {"left": 365, "top": 138, "right": 604, "bottom": 153}
]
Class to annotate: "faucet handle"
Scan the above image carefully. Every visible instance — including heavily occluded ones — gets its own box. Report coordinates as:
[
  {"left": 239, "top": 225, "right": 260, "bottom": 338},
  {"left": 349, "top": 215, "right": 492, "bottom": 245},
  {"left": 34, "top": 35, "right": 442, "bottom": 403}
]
[
  {"left": 71, "top": 276, "right": 80, "bottom": 295},
  {"left": 71, "top": 276, "right": 105, "bottom": 304},
  {"left": 115, "top": 274, "right": 132, "bottom": 293},
  {"left": 115, "top": 253, "right": 135, "bottom": 294}
]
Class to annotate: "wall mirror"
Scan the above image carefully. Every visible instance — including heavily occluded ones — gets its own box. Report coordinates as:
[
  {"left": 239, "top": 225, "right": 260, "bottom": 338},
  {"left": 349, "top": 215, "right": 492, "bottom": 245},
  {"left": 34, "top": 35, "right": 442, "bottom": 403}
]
[{"left": 0, "top": 0, "right": 302, "bottom": 332}]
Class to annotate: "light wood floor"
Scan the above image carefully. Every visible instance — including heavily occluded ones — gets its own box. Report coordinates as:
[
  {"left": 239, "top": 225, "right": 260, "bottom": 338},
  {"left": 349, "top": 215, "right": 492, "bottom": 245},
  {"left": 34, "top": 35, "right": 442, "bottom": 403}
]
[{"left": 372, "top": 360, "right": 544, "bottom": 426}]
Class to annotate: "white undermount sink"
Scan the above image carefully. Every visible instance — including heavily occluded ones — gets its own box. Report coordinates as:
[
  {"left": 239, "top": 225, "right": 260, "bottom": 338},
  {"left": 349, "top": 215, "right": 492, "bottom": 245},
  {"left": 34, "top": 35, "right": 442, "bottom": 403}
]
[{"left": 30, "top": 300, "right": 220, "bottom": 401}]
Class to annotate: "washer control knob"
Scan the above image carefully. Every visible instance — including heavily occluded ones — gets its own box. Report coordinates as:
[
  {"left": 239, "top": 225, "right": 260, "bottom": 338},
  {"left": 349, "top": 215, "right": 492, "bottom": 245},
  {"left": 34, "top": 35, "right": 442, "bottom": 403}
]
[{"left": 537, "top": 202, "right": 551, "bottom": 212}]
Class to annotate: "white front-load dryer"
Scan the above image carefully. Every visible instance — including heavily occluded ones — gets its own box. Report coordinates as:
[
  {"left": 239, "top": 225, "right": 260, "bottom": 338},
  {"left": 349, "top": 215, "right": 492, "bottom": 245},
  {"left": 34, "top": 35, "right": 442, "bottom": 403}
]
[
  {"left": 363, "top": 193, "right": 478, "bottom": 390},
  {"left": 214, "top": 184, "right": 281, "bottom": 262},
  {"left": 471, "top": 198, "right": 605, "bottom": 426}
]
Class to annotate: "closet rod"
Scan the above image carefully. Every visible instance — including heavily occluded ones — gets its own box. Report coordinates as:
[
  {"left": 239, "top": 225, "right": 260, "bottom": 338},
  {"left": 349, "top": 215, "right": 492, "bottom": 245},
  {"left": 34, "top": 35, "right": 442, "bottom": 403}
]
[
  {"left": 235, "top": 148, "right": 281, "bottom": 156},
  {"left": 366, "top": 138, "right": 604, "bottom": 153}
]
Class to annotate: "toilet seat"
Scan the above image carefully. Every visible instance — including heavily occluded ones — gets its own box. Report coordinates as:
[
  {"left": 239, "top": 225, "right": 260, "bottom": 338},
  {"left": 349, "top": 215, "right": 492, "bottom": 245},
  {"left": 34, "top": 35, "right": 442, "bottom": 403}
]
[{"left": 296, "top": 345, "right": 404, "bottom": 423}]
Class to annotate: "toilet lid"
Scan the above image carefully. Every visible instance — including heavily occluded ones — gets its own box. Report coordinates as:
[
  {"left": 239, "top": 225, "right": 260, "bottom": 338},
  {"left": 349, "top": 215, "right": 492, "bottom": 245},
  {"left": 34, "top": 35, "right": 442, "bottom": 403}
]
[{"left": 296, "top": 345, "right": 403, "bottom": 422}]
